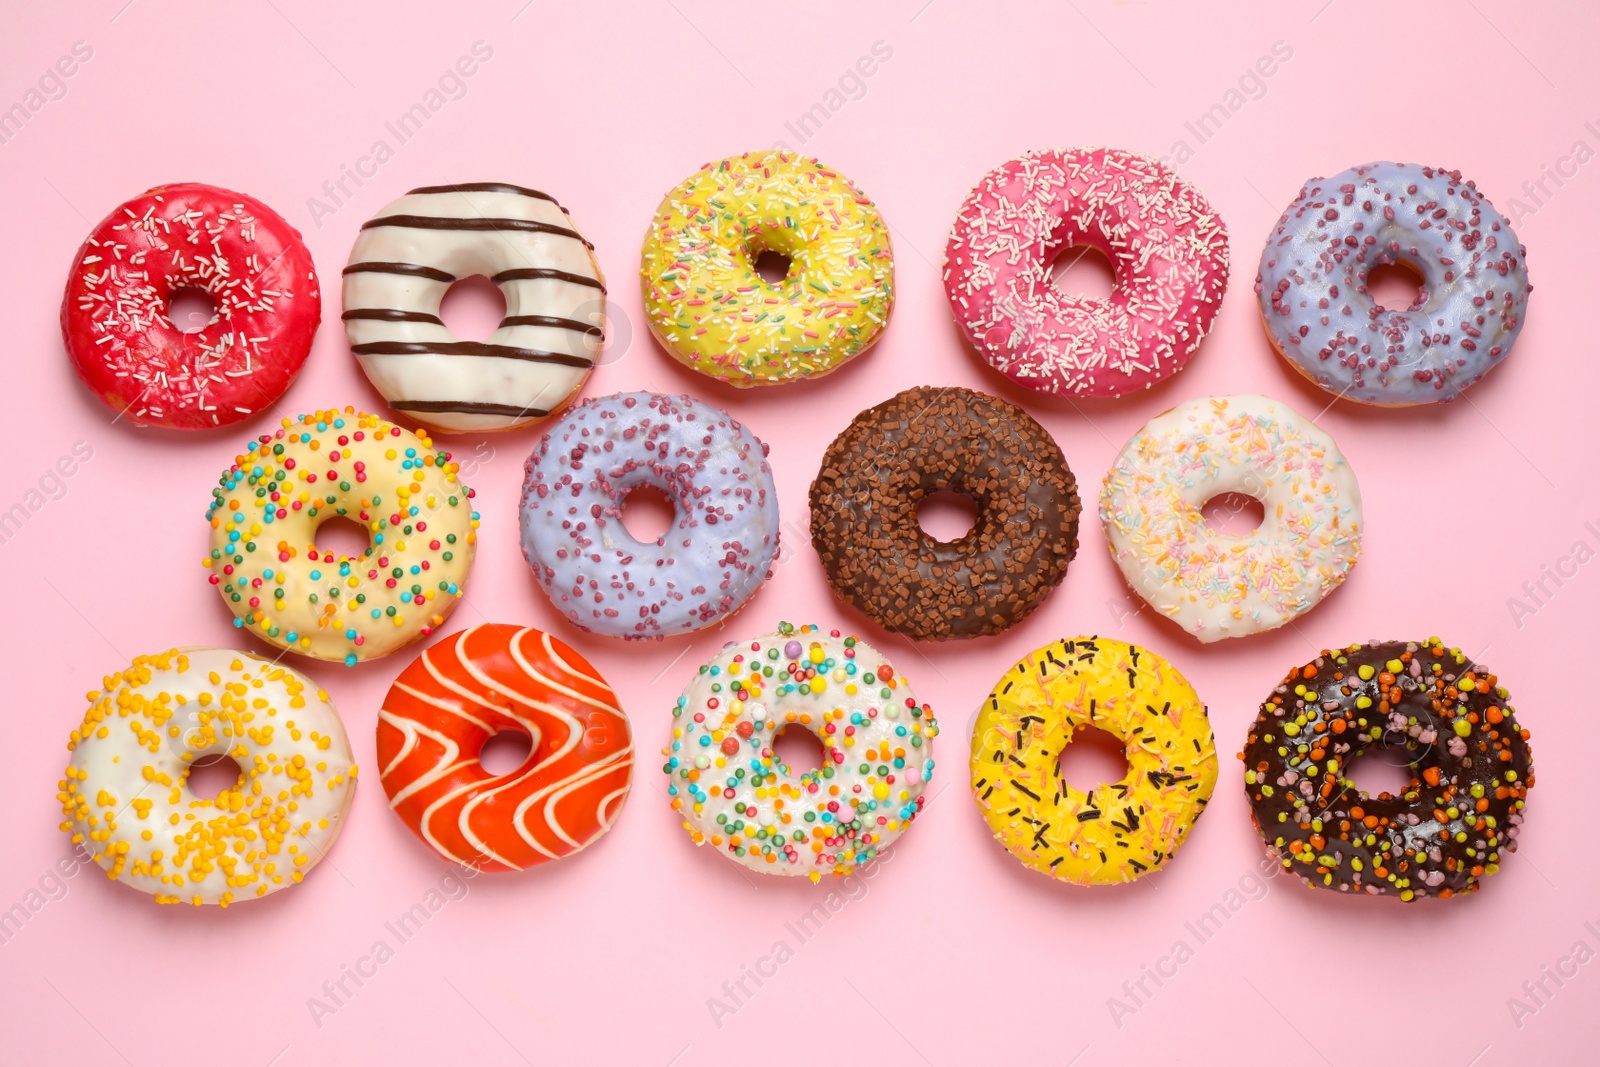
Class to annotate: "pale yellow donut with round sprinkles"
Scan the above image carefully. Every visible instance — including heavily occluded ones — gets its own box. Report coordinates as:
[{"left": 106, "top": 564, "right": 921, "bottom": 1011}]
[
  {"left": 57, "top": 647, "right": 357, "bottom": 907},
  {"left": 204, "top": 407, "right": 478, "bottom": 666},
  {"left": 640, "top": 151, "right": 895, "bottom": 386}
]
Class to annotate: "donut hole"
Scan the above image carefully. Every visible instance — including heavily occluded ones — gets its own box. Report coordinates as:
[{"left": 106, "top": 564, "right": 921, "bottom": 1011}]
[
  {"left": 1057, "top": 726, "right": 1130, "bottom": 792},
  {"left": 619, "top": 485, "right": 676, "bottom": 543},
  {"left": 752, "top": 248, "right": 793, "bottom": 285},
  {"left": 772, "top": 724, "right": 825, "bottom": 775},
  {"left": 479, "top": 730, "right": 533, "bottom": 776},
  {"left": 439, "top": 274, "right": 507, "bottom": 342},
  {"left": 186, "top": 754, "right": 244, "bottom": 801},
  {"left": 166, "top": 286, "right": 217, "bottom": 334},
  {"left": 1200, "top": 493, "right": 1265, "bottom": 537},
  {"left": 1347, "top": 749, "right": 1416, "bottom": 801},
  {"left": 1365, "top": 261, "right": 1425, "bottom": 313},
  {"left": 310, "top": 516, "right": 371, "bottom": 561},
  {"left": 916, "top": 489, "right": 978, "bottom": 543},
  {"left": 1048, "top": 245, "right": 1116, "bottom": 302}
]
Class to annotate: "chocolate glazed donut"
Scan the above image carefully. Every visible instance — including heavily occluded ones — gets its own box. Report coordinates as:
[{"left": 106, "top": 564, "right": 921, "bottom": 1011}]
[
  {"left": 1242, "top": 639, "right": 1534, "bottom": 902},
  {"left": 808, "top": 386, "right": 1080, "bottom": 640}
]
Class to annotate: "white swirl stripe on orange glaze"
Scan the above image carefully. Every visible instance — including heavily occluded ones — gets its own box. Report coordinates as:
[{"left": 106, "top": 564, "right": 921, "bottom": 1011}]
[
  {"left": 377, "top": 623, "right": 633, "bottom": 870},
  {"left": 343, "top": 183, "right": 606, "bottom": 434}
]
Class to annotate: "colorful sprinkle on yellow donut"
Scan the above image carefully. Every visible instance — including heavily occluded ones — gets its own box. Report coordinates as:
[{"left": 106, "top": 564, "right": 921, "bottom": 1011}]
[
  {"left": 640, "top": 151, "right": 894, "bottom": 386},
  {"left": 203, "top": 407, "right": 478, "bottom": 666}
]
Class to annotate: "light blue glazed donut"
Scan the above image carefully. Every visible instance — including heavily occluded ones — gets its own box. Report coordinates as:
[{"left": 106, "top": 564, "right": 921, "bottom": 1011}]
[
  {"left": 519, "top": 392, "right": 779, "bottom": 638},
  {"left": 1256, "top": 161, "right": 1530, "bottom": 406}
]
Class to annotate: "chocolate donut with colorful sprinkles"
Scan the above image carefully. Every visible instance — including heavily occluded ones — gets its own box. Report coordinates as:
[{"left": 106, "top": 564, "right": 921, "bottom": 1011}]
[{"left": 1242, "top": 639, "right": 1533, "bottom": 901}]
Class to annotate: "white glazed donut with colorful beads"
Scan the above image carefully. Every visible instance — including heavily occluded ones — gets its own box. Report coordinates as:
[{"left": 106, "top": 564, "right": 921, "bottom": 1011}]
[
  {"left": 662, "top": 625, "right": 938, "bottom": 881},
  {"left": 1099, "top": 395, "right": 1362, "bottom": 642},
  {"left": 57, "top": 647, "right": 357, "bottom": 907}
]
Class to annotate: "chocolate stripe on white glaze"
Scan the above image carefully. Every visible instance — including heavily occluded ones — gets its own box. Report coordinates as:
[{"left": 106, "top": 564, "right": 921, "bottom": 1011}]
[
  {"left": 342, "top": 308, "right": 444, "bottom": 324},
  {"left": 408, "top": 182, "right": 569, "bottom": 211},
  {"left": 352, "top": 340, "right": 593, "bottom": 367},
  {"left": 500, "top": 314, "right": 602, "bottom": 336},
  {"left": 391, "top": 400, "right": 551, "bottom": 417},
  {"left": 344, "top": 184, "right": 606, "bottom": 433},
  {"left": 492, "top": 267, "right": 605, "bottom": 292},
  {"left": 343, "top": 261, "right": 456, "bottom": 282},
  {"left": 360, "top": 214, "right": 595, "bottom": 249}
]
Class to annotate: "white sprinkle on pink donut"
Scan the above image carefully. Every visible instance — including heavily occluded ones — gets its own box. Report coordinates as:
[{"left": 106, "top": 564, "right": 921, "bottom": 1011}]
[{"left": 943, "top": 147, "right": 1229, "bottom": 399}]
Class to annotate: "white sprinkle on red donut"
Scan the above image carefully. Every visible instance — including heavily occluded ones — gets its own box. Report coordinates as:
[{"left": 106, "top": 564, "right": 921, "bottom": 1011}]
[{"left": 60, "top": 183, "right": 320, "bottom": 430}]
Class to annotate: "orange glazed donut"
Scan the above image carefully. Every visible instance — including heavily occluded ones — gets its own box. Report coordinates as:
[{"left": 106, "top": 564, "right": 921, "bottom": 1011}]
[{"left": 377, "top": 623, "right": 633, "bottom": 871}]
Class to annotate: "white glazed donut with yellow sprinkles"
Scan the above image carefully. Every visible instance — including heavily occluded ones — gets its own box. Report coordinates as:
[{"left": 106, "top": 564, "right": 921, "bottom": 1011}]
[
  {"left": 204, "top": 406, "right": 478, "bottom": 666},
  {"left": 56, "top": 647, "right": 357, "bottom": 907}
]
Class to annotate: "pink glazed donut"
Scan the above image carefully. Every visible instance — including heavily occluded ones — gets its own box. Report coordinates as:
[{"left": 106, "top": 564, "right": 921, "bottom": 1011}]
[{"left": 943, "top": 147, "right": 1229, "bottom": 399}]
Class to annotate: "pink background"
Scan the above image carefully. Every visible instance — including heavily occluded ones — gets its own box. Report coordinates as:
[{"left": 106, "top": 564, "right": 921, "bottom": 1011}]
[{"left": 3, "top": 1, "right": 1598, "bottom": 1063}]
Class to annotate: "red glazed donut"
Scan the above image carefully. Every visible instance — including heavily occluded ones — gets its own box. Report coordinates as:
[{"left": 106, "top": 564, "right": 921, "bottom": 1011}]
[
  {"left": 60, "top": 182, "right": 320, "bottom": 430},
  {"left": 944, "top": 147, "right": 1229, "bottom": 399},
  {"left": 377, "top": 623, "right": 633, "bottom": 871}
]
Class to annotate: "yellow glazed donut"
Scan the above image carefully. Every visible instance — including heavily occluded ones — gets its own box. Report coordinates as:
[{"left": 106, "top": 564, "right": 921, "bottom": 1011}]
[
  {"left": 204, "top": 407, "right": 478, "bottom": 666},
  {"left": 56, "top": 647, "right": 357, "bottom": 907},
  {"left": 970, "top": 636, "right": 1217, "bottom": 885},
  {"left": 640, "top": 151, "right": 894, "bottom": 386}
]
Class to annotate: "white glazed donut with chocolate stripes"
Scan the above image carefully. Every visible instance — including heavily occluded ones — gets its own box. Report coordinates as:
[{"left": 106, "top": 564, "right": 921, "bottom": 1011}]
[{"left": 343, "top": 183, "right": 606, "bottom": 434}]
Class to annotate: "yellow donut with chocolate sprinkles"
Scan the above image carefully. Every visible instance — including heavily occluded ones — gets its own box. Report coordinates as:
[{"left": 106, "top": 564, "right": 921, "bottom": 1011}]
[{"left": 970, "top": 636, "right": 1217, "bottom": 885}]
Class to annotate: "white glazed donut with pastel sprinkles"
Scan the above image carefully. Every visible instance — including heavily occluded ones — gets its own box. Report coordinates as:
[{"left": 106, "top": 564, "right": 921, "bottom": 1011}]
[
  {"left": 662, "top": 624, "right": 938, "bottom": 881},
  {"left": 1256, "top": 161, "right": 1530, "bottom": 406},
  {"left": 57, "top": 647, "right": 357, "bottom": 907},
  {"left": 1099, "top": 395, "right": 1362, "bottom": 643}
]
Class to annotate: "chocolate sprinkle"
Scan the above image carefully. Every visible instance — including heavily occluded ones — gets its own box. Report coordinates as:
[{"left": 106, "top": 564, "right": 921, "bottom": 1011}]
[{"left": 807, "top": 386, "right": 1080, "bottom": 640}]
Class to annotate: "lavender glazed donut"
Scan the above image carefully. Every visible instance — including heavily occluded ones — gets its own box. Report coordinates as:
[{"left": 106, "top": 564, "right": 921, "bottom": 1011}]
[
  {"left": 1256, "top": 162, "right": 1530, "bottom": 406},
  {"left": 943, "top": 147, "right": 1229, "bottom": 399},
  {"left": 519, "top": 392, "right": 779, "bottom": 638}
]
